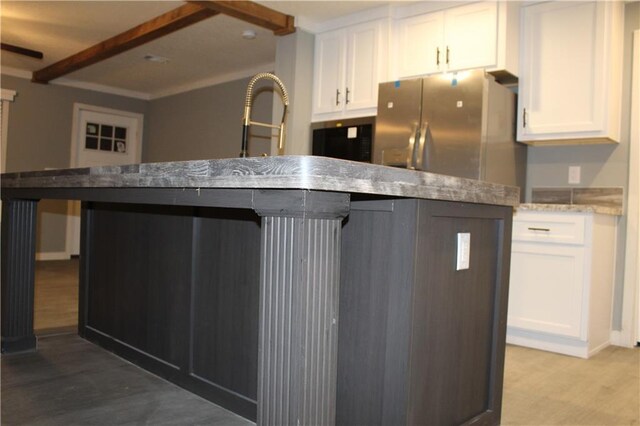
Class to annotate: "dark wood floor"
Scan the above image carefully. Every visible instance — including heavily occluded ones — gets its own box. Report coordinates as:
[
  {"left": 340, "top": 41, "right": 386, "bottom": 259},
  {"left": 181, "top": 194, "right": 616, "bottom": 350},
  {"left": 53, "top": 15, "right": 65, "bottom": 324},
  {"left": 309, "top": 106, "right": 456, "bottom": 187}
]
[{"left": 1, "top": 333, "right": 254, "bottom": 425}]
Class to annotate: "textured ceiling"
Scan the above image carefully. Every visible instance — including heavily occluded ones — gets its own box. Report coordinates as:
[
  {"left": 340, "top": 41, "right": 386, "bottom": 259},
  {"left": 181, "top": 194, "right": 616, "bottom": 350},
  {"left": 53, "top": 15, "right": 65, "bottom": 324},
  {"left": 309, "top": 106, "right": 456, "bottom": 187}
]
[{"left": 0, "top": 1, "right": 396, "bottom": 98}]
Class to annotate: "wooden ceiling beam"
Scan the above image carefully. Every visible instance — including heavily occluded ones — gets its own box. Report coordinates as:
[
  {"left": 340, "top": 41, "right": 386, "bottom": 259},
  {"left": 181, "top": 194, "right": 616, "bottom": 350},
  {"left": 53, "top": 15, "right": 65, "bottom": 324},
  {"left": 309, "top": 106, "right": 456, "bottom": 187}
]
[
  {"left": 189, "top": 1, "right": 295, "bottom": 35},
  {"left": 32, "top": 3, "right": 219, "bottom": 84},
  {"left": 1, "top": 43, "right": 44, "bottom": 59}
]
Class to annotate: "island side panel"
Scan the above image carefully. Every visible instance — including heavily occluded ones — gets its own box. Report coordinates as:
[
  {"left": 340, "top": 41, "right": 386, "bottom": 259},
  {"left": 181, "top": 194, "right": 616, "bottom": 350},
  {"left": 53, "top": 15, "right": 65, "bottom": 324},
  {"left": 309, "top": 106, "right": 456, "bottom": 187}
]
[
  {"left": 336, "top": 198, "right": 513, "bottom": 426},
  {"left": 337, "top": 198, "right": 419, "bottom": 426},
  {"left": 253, "top": 190, "right": 350, "bottom": 426},
  {"left": 407, "top": 201, "right": 512, "bottom": 426},
  {"left": 1, "top": 199, "right": 39, "bottom": 353}
]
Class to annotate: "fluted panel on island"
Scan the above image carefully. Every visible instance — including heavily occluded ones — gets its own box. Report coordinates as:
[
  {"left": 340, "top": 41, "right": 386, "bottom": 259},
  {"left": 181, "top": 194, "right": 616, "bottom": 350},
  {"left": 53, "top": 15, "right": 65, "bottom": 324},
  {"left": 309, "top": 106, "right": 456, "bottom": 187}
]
[
  {"left": 1, "top": 199, "right": 38, "bottom": 353},
  {"left": 258, "top": 215, "right": 341, "bottom": 426}
]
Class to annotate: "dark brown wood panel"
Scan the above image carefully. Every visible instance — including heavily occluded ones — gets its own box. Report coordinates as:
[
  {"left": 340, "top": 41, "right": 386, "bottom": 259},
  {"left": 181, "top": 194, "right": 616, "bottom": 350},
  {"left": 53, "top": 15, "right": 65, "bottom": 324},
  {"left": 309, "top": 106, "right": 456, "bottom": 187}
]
[
  {"left": 191, "top": 208, "right": 261, "bottom": 400},
  {"left": 1, "top": 42, "right": 43, "bottom": 59},
  {"left": 337, "top": 198, "right": 511, "bottom": 426},
  {"left": 408, "top": 210, "right": 500, "bottom": 425},
  {"left": 85, "top": 203, "right": 193, "bottom": 367},
  {"left": 337, "top": 198, "right": 417, "bottom": 425},
  {"left": 190, "top": 1, "right": 295, "bottom": 35}
]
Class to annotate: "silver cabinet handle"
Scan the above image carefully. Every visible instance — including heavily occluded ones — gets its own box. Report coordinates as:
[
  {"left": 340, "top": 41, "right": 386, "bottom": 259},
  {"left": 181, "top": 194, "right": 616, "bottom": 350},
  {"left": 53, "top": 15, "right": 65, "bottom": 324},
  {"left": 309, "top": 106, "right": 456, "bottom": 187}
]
[
  {"left": 523, "top": 108, "right": 527, "bottom": 128},
  {"left": 528, "top": 227, "right": 550, "bottom": 232},
  {"left": 336, "top": 89, "right": 341, "bottom": 106},
  {"left": 346, "top": 88, "right": 350, "bottom": 105},
  {"left": 446, "top": 46, "right": 450, "bottom": 65},
  {"left": 436, "top": 47, "right": 440, "bottom": 66}
]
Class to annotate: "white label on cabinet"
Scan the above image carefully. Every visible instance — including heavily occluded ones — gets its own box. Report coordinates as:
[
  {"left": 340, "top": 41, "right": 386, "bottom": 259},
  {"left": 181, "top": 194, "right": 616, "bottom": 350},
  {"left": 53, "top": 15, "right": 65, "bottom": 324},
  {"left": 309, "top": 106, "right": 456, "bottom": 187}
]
[
  {"left": 347, "top": 127, "right": 357, "bottom": 139},
  {"left": 456, "top": 232, "right": 471, "bottom": 270}
]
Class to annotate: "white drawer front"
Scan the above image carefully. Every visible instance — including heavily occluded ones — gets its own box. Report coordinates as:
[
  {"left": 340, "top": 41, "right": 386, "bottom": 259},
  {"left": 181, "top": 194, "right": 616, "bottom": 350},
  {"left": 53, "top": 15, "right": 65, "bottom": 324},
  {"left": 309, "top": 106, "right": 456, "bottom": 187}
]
[{"left": 512, "top": 212, "right": 586, "bottom": 245}]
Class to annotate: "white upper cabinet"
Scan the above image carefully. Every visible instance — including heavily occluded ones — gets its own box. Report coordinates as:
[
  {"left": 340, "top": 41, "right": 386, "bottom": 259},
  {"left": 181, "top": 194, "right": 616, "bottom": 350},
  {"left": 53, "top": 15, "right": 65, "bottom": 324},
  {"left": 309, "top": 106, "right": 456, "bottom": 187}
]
[
  {"left": 391, "top": 1, "right": 517, "bottom": 80},
  {"left": 395, "top": 12, "right": 444, "bottom": 77},
  {"left": 313, "top": 30, "right": 346, "bottom": 115},
  {"left": 517, "top": 1, "right": 624, "bottom": 145},
  {"left": 444, "top": 2, "right": 498, "bottom": 72},
  {"left": 312, "top": 19, "right": 387, "bottom": 122}
]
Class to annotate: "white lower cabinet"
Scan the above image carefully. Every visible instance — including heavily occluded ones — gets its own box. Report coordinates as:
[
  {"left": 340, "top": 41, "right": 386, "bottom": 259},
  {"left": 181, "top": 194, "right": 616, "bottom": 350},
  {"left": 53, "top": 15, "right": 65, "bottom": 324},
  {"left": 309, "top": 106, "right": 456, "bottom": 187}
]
[{"left": 507, "top": 211, "right": 617, "bottom": 358}]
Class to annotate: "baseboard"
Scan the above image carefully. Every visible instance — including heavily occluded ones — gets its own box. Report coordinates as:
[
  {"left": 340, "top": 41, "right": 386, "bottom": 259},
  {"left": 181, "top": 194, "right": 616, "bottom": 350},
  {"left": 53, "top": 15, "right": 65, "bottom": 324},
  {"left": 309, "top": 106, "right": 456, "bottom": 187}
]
[
  {"left": 610, "top": 330, "right": 636, "bottom": 348},
  {"left": 36, "top": 251, "right": 70, "bottom": 261}
]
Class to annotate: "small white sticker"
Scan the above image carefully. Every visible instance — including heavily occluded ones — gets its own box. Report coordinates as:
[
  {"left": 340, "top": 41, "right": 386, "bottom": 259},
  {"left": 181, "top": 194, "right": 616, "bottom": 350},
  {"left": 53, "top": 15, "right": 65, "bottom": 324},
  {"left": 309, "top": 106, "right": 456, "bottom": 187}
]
[
  {"left": 387, "top": 102, "right": 394, "bottom": 109},
  {"left": 456, "top": 101, "right": 463, "bottom": 108},
  {"left": 347, "top": 127, "right": 357, "bottom": 139}
]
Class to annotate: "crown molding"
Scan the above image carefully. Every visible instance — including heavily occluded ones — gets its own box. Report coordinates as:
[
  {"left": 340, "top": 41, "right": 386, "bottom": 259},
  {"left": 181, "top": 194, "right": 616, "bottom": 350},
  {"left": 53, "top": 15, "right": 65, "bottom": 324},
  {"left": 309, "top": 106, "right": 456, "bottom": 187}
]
[
  {"left": 55, "top": 77, "right": 151, "bottom": 100},
  {"left": 2, "top": 66, "right": 151, "bottom": 100},
  {"left": 1, "top": 66, "right": 33, "bottom": 79},
  {"left": 1, "top": 88, "right": 17, "bottom": 101},
  {"left": 3, "top": 62, "right": 278, "bottom": 101}
]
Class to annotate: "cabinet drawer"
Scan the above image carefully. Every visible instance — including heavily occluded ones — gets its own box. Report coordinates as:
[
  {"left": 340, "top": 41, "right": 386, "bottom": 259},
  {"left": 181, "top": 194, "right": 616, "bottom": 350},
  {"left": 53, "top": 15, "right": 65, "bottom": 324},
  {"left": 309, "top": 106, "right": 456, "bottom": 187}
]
[{"left": 512, "top": 212, "right": 585, "bottom": 245}]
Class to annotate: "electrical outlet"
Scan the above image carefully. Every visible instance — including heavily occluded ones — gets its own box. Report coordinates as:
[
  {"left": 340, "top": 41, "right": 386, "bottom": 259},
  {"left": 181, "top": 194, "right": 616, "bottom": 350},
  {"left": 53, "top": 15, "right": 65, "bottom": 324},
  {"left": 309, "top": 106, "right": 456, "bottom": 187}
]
[
  {"left": 456, "top": 232, "right": 470, "bottom": 271},
  {"left": 568, "top": 166, "right": 581, "bottom": 184}
]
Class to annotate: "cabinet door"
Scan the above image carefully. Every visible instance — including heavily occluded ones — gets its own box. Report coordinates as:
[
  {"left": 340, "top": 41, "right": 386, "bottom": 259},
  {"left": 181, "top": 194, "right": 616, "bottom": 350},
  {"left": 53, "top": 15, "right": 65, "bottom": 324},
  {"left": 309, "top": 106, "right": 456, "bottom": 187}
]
[
  {"left": 345, "top": 20, "right": 383, "bottom": 111},
  {"left": 394, "top": 12, "right": 444, "bottom": 78},
  {"left": 518, "top": 1, "right": 609, "bottom": 141},
  {"left": 444, "top": 2, "right": 498, "bottom": 72},
  {"left": 508, "top": 242, "right": 585, "bottom": 339},
  {"left": 312, "top": 29, "right": 346, "bottom": 115}
]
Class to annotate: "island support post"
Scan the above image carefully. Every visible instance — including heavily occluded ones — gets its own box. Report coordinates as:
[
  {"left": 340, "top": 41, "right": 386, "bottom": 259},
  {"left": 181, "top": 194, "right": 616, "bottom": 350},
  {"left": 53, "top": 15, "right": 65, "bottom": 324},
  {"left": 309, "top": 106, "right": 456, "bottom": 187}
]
[
  {"left": 253, "top": 190, "right": 350, "bottom": 426},
  {"left": 1, "top": 198, "right": 39, "bottom": 353}
]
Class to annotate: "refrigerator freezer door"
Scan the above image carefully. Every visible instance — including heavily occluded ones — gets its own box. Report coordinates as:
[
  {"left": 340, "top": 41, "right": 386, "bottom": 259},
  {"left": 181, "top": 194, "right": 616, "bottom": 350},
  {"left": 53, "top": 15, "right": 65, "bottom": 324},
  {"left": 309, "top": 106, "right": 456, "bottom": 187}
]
[
  {"left": 421, "top": 70, "right": 485, "bottom": 178},
  {"left": 373, "top": 79, "right": 423, "bottom": 167}
]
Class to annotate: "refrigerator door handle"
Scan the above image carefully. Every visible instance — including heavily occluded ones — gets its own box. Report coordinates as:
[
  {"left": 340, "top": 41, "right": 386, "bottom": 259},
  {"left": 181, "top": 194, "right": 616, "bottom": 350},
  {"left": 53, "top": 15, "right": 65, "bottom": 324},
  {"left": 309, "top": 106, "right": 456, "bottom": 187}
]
[
  {"left": 409, "top": 126, "right": 422, "bottom": 169},
  {"left": 414, "top": 122, "right": 429, "bottom": 170}
]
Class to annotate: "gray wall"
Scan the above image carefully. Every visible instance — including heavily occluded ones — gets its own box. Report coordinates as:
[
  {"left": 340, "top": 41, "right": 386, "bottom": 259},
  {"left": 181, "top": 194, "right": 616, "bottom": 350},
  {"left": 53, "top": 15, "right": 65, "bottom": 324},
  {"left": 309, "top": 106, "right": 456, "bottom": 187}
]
[
  {"left": 525, "top": 2, "right": 639, "bottom": 329},
  {"left": 144, "top": 76, "right": 273, "bottom": 162},
  {"left": 273, "top": 29, "right": 315, "bottom": 155},
  {"left": 1, "top": 74, "right": 148, "bottom": 253}
]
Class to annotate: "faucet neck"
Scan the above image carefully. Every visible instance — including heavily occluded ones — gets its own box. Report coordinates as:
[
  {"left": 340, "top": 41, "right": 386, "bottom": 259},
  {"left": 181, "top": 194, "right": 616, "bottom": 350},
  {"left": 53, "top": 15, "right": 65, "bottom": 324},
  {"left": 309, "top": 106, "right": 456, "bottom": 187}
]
[{"left": 240, "top": 73, "right": 290, "bottom": 158}]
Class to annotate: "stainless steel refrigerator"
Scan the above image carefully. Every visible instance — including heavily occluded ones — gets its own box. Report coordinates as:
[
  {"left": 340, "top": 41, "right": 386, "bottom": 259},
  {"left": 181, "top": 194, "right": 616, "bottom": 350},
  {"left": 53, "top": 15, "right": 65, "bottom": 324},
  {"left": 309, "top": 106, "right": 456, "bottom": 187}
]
[{"left": 373, "top": 70, "right": 526, "bottom": 196}]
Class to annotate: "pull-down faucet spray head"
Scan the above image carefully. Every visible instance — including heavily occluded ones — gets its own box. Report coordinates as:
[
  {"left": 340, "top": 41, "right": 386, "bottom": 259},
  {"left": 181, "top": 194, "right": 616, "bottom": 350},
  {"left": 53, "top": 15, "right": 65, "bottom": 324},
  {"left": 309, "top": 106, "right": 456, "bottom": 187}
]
[{"left": 240, "top": 72, "right": 290, "bottom": 158}]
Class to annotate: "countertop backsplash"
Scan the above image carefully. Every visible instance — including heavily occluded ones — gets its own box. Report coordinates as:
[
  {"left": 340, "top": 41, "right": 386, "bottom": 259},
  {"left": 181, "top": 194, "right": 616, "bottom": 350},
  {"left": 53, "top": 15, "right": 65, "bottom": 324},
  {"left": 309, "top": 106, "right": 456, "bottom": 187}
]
[{"left": 522, "top": 187, "right": 624, "bottom": 215}]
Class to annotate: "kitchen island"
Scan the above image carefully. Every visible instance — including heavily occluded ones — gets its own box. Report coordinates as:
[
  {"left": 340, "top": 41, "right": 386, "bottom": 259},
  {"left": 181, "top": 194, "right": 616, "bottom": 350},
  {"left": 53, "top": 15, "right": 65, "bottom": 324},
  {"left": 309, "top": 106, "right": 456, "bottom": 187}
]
[{"left": 1, "top": 156, "right": 518, "bottom": 426}]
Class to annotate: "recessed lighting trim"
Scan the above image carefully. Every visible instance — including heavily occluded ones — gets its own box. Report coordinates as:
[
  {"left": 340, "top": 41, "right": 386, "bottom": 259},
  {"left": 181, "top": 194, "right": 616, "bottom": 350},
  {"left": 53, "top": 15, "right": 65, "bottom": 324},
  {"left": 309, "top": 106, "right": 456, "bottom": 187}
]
[
  {"left": 144, "top": 54, "right": 170, "bottom": 64},
  {"left": 242, "top": 29, "right": 257, "bottom": 40}
]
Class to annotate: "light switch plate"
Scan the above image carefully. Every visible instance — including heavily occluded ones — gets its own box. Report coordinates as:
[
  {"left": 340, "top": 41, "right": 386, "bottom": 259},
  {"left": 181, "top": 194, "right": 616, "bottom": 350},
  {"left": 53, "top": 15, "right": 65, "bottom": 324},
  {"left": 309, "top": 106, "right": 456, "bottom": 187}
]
[{"left": 456, "top": 232, "right": 470, "bottom": 271}]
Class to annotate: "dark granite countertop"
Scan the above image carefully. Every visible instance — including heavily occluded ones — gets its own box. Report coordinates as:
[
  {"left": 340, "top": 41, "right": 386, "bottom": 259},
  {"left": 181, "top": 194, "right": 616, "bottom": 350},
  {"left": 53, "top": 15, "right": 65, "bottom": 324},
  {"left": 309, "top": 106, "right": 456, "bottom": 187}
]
[{"left": 1, "top": 156, "right": 520, "bottom": 207}]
